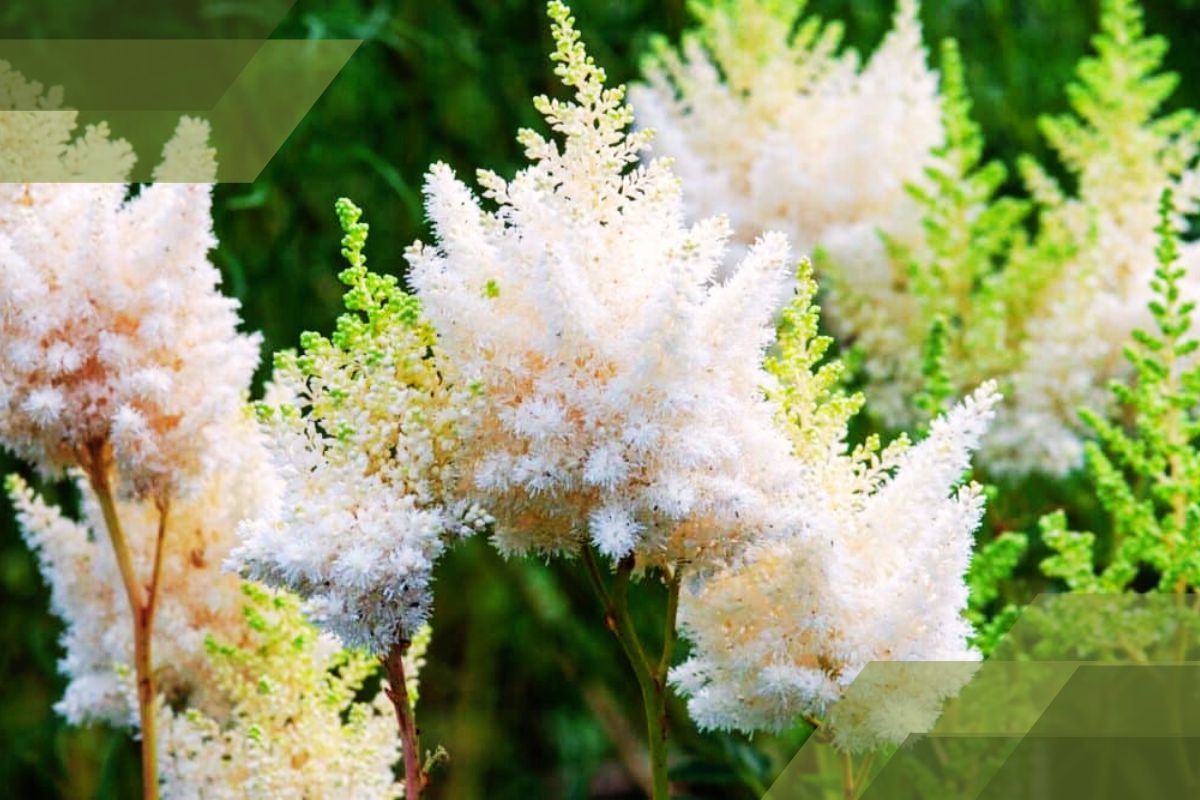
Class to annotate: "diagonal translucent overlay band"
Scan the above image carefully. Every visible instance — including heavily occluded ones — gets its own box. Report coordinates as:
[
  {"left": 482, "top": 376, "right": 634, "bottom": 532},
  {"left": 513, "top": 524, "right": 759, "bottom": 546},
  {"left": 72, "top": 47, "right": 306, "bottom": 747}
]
[
  {"left": 1, "top": 39, "right": 360, "bottom": 182},
  {"left": 763, "top": 594, "right": 1200, "bottom": 799}
]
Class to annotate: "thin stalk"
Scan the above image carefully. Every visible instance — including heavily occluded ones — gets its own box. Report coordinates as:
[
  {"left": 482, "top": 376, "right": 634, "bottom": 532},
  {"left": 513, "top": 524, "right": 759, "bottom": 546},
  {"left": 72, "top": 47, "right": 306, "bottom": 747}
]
[
  {"left": 535, "top": 556, "right": 765, "bottom": 797},
  {"left": 854, "top": 752, "right": 875, "bottom": 795},
  {"left": 147, "top": 499, "right": 170, "bottom": 622},
  {"left": 840, "top": 750, "right": 856, "bottom": 800},
  {"left": 583, "top": 548, "right": 681, "bottom": 799},
  {"left": 659, "top": 570, "right": 680, "bottom": 678},
  {"left": 581, "top": 544, "right": 612, "bottom": 612},
  {"left": 505, "top": 556, "right": 657, "bottom": 795},
  {"left": 836, "top": 749, "right": 875, "bottom": 800},
  {"left": 81, "top": 441, "right": 162, "bottom": 800},
  {"left": 384, "top": 639, "right": 426, "bottom": 799}
]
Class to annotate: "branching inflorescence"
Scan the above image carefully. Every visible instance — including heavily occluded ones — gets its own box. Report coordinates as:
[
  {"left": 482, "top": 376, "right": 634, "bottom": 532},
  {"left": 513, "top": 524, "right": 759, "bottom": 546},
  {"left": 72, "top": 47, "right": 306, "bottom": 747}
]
[
  {"left": 406, "top": 2, "right": 800, "bottom": 575},
  {"left": 0, "top": 106, "right": 259, "bottom": 797},
  {"left": 634, "top": 0, "right": 1200, "bottom": 481},
  {"left": 230, "top": 198, "right": 485, "bottom": 796},
  {"left": 233, "top": 199, "right": 487, "bottom": 654}
]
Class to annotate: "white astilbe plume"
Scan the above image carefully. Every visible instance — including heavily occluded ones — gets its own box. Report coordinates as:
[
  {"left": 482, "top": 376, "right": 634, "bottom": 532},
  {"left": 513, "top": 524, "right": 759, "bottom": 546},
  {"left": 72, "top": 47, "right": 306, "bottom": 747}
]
[
  {"left": 985, "top": 0, "right": 1200, "bottom": 475},
  {"left": 632, "top": 0, "right": 942, "bottom": 279},
  {"left": 670, "top": 273, "right": 998, "bottom": 746},
  {"left": 405, "top": 1, "right": 799, "bottom": 571},
  {"left": 817, "top": 39, "right": 1033, "bottom": 433},
  {"left": 232, "top": 200, "right": 488, "bottom": 652},
  {"left": 6, "top": 419, "right": 408, "bottom": 799},
  {"left": 673, "top": 390, "right": 996, "bottom": 742},
  {"left": 0, "top": 116, "right": 260, "bottom": 499}
]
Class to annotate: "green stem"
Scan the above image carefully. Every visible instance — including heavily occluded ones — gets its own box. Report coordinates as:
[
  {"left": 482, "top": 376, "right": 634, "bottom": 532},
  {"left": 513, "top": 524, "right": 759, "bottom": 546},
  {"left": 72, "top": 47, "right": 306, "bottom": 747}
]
[
  {"left": 659, "top": 570, "right": 680, "bottom": 678},
  {"left": 840, "top": 750, "right": 856, "bottom": 800},
  {"left": 582, "top": 549, "right": 680, "bottom": 799},
  {"left": 528, "top": 557, "right": 761, "bottom": 797},
  {"left": 837, "top": 749, "right": 875, "bottom": 800}
]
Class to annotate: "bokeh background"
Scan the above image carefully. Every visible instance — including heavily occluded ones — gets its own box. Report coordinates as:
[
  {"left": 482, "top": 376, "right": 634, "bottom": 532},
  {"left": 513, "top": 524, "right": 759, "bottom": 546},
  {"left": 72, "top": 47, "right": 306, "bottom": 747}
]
[{"left": 3, "top": 0, "right": 1200, "bottom": 797}]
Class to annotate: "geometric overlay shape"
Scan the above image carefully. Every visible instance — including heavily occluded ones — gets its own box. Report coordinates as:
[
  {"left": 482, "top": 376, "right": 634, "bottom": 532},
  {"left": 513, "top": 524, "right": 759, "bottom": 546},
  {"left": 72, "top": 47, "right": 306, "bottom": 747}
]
[
  {"left": 763, "top": 594, "right": 1200, "bottom": 799},
  {"left": 1, "top": 39, "right": 360, "bottom": 182}
]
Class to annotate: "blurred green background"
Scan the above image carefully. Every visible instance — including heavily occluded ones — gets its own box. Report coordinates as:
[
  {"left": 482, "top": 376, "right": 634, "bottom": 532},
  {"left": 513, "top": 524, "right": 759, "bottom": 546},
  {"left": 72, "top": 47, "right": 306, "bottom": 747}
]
[{"left": 3, "top": 0, "right": 1200, "bottom": 797}]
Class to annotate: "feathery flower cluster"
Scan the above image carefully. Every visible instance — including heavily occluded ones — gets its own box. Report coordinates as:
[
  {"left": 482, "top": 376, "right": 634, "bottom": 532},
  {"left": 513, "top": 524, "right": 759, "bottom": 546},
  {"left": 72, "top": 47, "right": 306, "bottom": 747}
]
[
  {"left": 986, "top": 0, "right": 1200, "bottom": 475},
  {"left": 405, "top": 1, "right": 800, "bottom": 571},
  {"left": 669, "top": 270, "right": 998, "bottom": 744},
  {"left": 0, "top": 115, "right": 260, "bottom": 498},
  {"left": 632, "top": 0, "right": 942, "bottom": 274},
  {"left": 158, "top": 585, "right": 408, "bottom": 800},
  {"left": 638, "top": 0, "right": 1200, "bottom": 482},
  {"left": 233, "top": 199, "right": 488, "bottom": 652}
]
